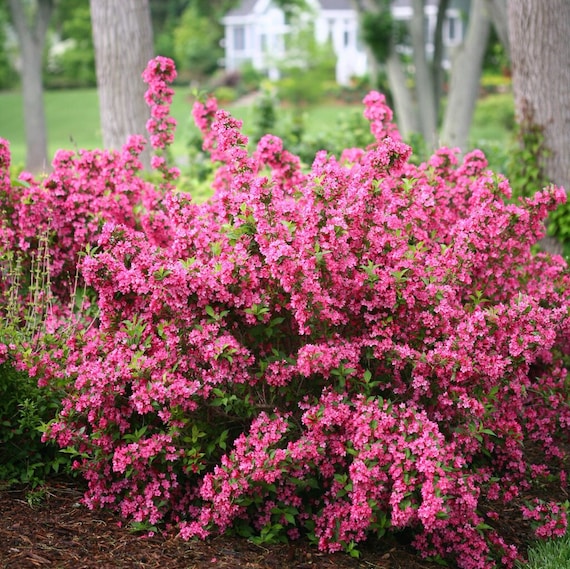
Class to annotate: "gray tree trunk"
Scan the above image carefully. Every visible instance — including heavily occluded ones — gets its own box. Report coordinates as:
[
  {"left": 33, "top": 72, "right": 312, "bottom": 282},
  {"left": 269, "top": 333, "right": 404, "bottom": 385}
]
[
  {"left": 386, "top": 53, "right": 419, "bottom": 138},
  {"left": 432, "top": 0, "right": 450, "bottom": 111},
  {"left": 8, "top": 0, "right": 52, "bottom": 173},
  {"left": 410, "top": 0, "right": 437, "bottom": 147},
  {"left": 440, "top": 0, "right": 491, "bottom": 151},
  {"left": 484, "top": 0, "right": 509, "bottom": 56},
  {"left": 90, "top": 0, "right": 154, "bottom": 170},
  {"left": 508, "top": 0, "right": 570, "bottom": 192}
]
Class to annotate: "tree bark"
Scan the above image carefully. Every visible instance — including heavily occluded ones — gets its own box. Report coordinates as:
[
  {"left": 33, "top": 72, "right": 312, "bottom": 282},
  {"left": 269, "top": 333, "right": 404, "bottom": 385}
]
[
  {"left": 386, "top": 53, "right": 419, "bottom": 138},
  {"left": 484, "top": 0, "right": 509, "bottom": 57},
  {"left": 508, "top": 0, "right": 570, "bottom": 193},
  {"left": 7, "top": 0, "right": 53, "bottom": 173},
  {"left": 90, "top": 0, "right": 154, "bottom": 169},
  {"left": 432, "top": 0, "right": 450, "bottom": 115},
  {"left": 410, "top": 0, "right": 437, "bottom": 147},
  {"left": 440, "top": 0, "right": 491, "bottom": 151}
]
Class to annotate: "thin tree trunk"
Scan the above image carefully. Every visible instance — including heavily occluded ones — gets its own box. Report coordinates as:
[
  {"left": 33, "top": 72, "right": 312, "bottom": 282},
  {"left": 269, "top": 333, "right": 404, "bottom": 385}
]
[
  {"left": 432, "top": 0, "right": 450, "bottom": 114},
  {"left": 386, "top": 53, "right": 419, "bottom": 138},
  {"left": 410, "top": 0, "right": 437, "bottom": 147},
  {"left": 484, "top": 0, "right": 509, "bottom": 57},
  {"left": 8, "top": 0, "right": 52, "bottom": 173},
  {"left": 90, "top": 0, "right": 154, "bottom": 169},
  {"left": 440, "top": 0, "right": 490, "bottom": 151}
]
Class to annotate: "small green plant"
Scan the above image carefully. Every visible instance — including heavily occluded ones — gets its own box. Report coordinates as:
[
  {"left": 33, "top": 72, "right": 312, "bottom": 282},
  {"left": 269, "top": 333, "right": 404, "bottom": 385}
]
[
  {"left": 25, "top": 485, "right": 50, "bottom": 508},
  {"left": 506, "top": 112, "right": 549, "bottom": 201},
  {"left": 252, "top": 86, "right": 279, "bottom": 144},
  {"left": 518, "top": 525, "right": 570, "bottom": 569},
  {"left": 505, "top": 104, "right": 570, "bottom": 257},
  {"left": 0, "top": 233, "right": 73, "bottom": 487}
]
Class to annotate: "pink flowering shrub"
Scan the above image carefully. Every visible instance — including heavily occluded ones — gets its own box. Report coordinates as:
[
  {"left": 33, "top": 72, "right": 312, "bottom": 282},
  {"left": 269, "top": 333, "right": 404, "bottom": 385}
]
[
  {"left": 0, "top": 59, "right": 181, "bottom": 300},
  {"left": 521, "top": 499, "right": 568, "bottom": 539},
  {"left": 0, "top": 57, "right": 178, "bottom": 484},
  {"left": 6, "top": 57, "right": 568, "bottom": 568}
]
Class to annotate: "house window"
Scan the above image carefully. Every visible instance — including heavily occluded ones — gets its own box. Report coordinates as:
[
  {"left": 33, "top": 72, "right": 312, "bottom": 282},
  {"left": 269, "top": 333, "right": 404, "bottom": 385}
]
[
  {"left": 260, "top": 33, "right": 267, "bottom": 52},
  {"left": 234, "top": 26, "right": 245, "bottom": 51},
  {"left": 343, "top": 20, "right": 352, "bottom": 47},
  {"left": 445, "top": 15, "right": 461, "bottom": 45}
]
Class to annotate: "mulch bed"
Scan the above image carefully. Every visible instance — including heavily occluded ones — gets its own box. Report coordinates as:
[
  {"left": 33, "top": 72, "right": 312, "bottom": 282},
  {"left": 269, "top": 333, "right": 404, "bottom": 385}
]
[
  {"left": 1, "top": 441, "right": 568, "bottom": 569},
  {"left": 0, "top": 479, "right": 446, "bottom": 569}
]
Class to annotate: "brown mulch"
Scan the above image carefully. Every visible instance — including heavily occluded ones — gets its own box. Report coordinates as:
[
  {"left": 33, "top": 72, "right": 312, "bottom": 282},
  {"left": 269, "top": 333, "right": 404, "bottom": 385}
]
[
  {"left": 0, "top": 479, "right": 446, "bottom": 569},
  {"left": 1, "top": 451, "right": 568, "bottom": 569}
]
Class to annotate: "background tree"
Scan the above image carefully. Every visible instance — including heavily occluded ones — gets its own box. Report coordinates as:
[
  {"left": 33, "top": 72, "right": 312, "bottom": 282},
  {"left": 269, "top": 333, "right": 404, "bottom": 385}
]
[
  {"left": 360, "top": 0, "right": 491, "bottom": 152},
  {"left": 483, "top": 0, "right": 509, "bottom": 56},
  {"left": 507, "top": 0, "right": 570, "bottom": 193},
  {"left": 149, "top": 0, "right": 189, "bottom": 68},
  {"left": 6, "top": 0, "right": 54, "bottom": 173},
  {"left": 440, "top": 0, "right": 490, "bottom": 149},
  {"left": 46, "top": 0, "right": 95, "bottom": 88},
  {"left": 173, "top": 2, "right": 223, "bottom": 84},
  {"left": 0, "top": 2, "right": 18, "bottom": 89},
  {"left": 89, "top": 0, "right": 154, "bottom": 169}
]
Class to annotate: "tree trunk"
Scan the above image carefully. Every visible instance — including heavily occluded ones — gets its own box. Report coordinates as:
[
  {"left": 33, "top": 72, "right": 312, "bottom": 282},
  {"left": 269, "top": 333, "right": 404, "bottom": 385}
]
[
  {"left": 386, "top": 53, "right": 419, "bottom": 138},
  {"left": 90, "top": 0, "right": 154, "bottom": 169},
  {"left": 410, "top": 0, "right": 437, "bottom": 147},
  {"left": 484, "top": 0, "right": 509, "bottom": 57},
  {"left": 440, "top": 0, "right": 491, "bottom": 151},
  {"left": 432, "top": 0, "right": 450, "bottom": 116},
  {"left": 508, "top": 0, "right": 570, "bottom": 192},
  {"left": 7, "top": 0, "right": 52, "bottom": 174}
]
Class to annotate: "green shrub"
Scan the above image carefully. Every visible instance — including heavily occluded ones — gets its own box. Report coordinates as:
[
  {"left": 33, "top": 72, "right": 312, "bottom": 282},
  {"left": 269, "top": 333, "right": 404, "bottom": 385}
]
[
  {"left": 214, "top": 86, "right": 238, "bottom": 104},
  {"left": 0, "top": 241, "right": 73, "bottom": 486},
  {"left": 503, "top": 105, "right": 570, "bottom": 257},
  {"left": 474, "top": 93, "right": 515, "bottom": 132},
  {"left": 276, "top": 26, "right": 336, "bottom": 106},
  {"left": 0, "top": 360, "right": 70, "bottom": 486}
]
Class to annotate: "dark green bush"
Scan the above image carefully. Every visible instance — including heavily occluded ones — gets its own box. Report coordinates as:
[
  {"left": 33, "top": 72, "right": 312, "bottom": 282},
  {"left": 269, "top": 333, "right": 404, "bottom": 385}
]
[{"left": 0, "top": 360, "right": 70, "bottom": 486}]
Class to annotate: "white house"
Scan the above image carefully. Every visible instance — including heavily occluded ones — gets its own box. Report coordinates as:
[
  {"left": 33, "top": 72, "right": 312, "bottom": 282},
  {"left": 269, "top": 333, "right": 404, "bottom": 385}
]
[{"left": 221, "top": 0, "right": 466, "bottom": 85}]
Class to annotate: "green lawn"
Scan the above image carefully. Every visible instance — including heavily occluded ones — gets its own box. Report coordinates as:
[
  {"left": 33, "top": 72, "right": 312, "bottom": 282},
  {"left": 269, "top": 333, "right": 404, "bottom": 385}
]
[
  {"left": 0, "top": 86, "right": 514, "bottom": 170},
  {"left": 0, "top": 86, "right": 199, "bottom": 167},
  {"left": 0, "top": 89, "right": 102, "bottom": 167}
]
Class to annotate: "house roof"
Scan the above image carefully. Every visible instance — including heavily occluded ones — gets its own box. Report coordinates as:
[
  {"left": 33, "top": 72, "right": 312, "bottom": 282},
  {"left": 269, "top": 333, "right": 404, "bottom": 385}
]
[
  {"left": 226, "top": 0, "right": 444, "bottom": 17},
  {"left": 392, "top": 0, "right": 439, "bottom": 6},
  {"left": 319, "top": 0, "right": 353, "bottom": 10},
  {"left": 226, "top": 0, "right": 357, "bottom": 16},
  {"left": 226, "top": 0, "right": 259, "bottom": 17}
]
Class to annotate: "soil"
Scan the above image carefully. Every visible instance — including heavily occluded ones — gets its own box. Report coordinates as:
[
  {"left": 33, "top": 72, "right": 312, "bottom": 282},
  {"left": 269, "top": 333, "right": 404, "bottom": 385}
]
[
  {"left": 0, "top": 443, "right": 567, "bottom": 569},
  {"left": 0, "top": 478, "right": 444, "bottom": 569}
]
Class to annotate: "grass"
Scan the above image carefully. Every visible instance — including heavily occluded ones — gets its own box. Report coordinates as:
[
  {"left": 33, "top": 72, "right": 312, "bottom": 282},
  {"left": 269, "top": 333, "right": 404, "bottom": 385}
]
[
  {"left": 519, "top": 529, "right": 570, "bottom": 569},
  {"left": 0, "top": 86, "right": 198, "bottom": 168},
  {"left": 0, "top": 88, "right": 101, "bottom": 167},
  {"left": 0, "top": 86, "right": 514, "bottom": 170}
]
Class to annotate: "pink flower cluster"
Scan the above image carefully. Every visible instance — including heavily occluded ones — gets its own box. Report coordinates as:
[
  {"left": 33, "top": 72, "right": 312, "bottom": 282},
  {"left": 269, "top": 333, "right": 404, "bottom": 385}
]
[
  {"left": 2, "top": 58, "right": 568, "bottom": 569},
  {"left": 0, "top": 135, "right": 163, "bottom": 299},
  {"left": 521, "top": 499, "right": 568, "bottom": 539},
  {"left": 142, "top": 55, "right": 180, "bottom": 188}
]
